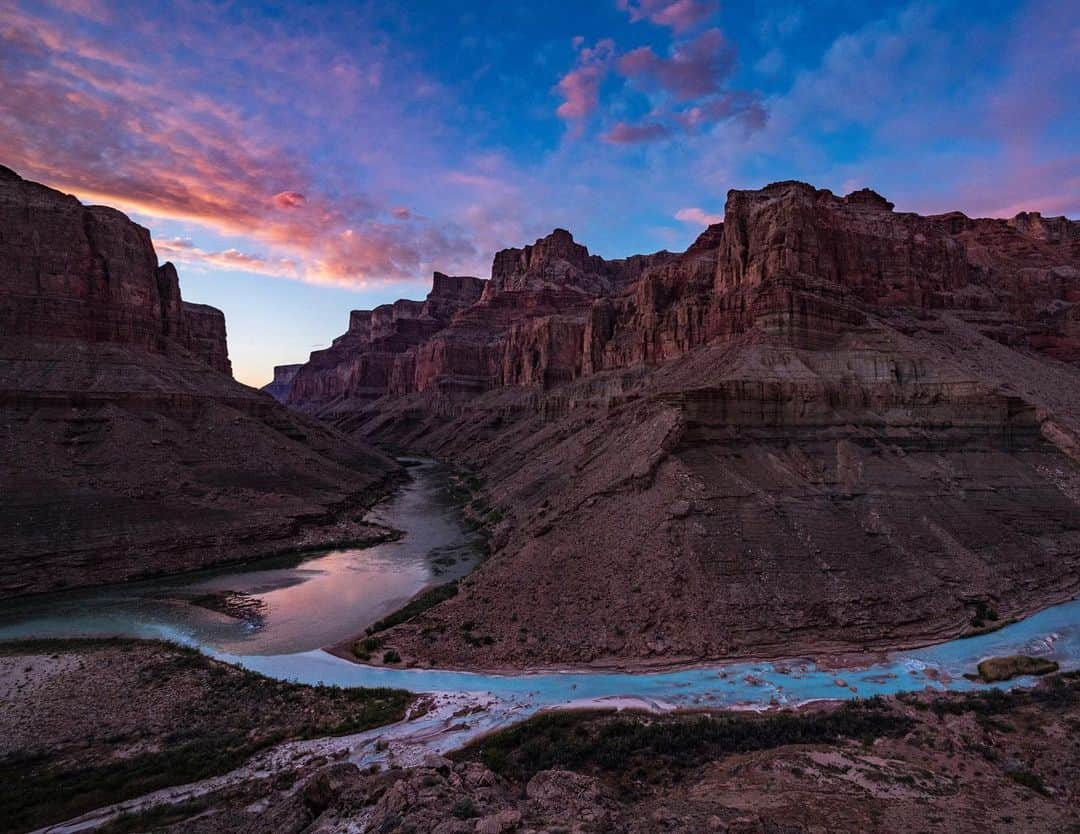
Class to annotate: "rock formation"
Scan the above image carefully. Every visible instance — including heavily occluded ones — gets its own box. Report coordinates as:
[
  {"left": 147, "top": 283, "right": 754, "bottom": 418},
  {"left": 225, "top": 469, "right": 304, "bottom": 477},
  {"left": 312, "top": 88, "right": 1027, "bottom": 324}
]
[
  {"left": 286, "top": 272, "right": 485, "bottom": 410},
  {"left": 0, "top": 167, "right": 397, "bottom": 596},
  {"left": 284, "top": 180, "right": 1080, "bottom": 669},
  {"left": 0, "top": 166, "right": 232, "bottom": 374},
  {"left": 262, "top": 363, "right": 304, "bottom": 402}
]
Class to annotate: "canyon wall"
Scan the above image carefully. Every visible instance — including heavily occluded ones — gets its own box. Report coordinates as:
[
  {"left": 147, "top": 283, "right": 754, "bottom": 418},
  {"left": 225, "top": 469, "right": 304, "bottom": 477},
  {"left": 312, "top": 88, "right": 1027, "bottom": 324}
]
[
  {"left": 285, "top": 179, "right": 1080, "bottom": 669},
  {"left": 288, "top": 182, "right": 1078, "bottom": 418},
  {"left": 263, "top": 363, "right": 304, "bottom": 402},
  {"left": 0, "top": 165, "right": 232, "bottom": 375},
  {"left": 284, "top": 273, "right": 485, "bottom": 409},
  {"left": 0, "top": 167, "right": 397, "bottom": 596}
]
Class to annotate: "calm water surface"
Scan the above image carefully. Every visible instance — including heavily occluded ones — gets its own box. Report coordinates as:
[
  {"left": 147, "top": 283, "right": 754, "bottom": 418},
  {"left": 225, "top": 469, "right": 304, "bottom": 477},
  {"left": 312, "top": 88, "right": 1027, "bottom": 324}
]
[{"left": 0, "top": 459, "right": 482, "bottom": 655}]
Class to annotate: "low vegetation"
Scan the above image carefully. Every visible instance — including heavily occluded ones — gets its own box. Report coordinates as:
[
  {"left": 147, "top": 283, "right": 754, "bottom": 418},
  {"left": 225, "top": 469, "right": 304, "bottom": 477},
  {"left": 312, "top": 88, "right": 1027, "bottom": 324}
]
[
  {"left": 0, "top": 639, "right": 411, "bottom": 834},
  {"left": 365, "top": 580, "right": 460, "bottom": 636},
  {"left": 457, "top": 699, "right": 912, "bottom": 785},
  {"left": 976, "top": 655, "right": 1060, "bottom": 683}
]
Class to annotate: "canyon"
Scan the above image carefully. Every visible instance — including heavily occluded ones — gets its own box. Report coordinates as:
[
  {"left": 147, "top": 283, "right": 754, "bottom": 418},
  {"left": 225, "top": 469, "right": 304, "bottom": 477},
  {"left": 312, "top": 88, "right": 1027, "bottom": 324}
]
[
  {"left": 2, "top": 166, "right": 1079, "bottom": 834},
  {"left": 0, "top": 166, "right": 398, "bottom": 597},
  {"left": 275, "top": 180, "right": 1080, "bottom": 669}
]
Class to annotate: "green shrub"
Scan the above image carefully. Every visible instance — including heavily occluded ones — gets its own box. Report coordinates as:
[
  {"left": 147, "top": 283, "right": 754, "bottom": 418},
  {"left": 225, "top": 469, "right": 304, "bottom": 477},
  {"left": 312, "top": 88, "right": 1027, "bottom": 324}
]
[
  {"left": 366, "top": 582, "right": 459, "bottom": 635},
  {"left": 976, "top": 656, "right": 1059, "bottom": 683},
  {"left": 457, "top": 700, "right": 911, "bottom": 783}
]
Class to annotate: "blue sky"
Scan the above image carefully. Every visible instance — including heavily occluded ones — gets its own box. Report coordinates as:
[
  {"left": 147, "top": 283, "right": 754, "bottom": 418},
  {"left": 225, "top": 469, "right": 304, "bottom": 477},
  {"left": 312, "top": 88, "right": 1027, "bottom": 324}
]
[{"left": 2, "top": 0, "right": 1076, "bottom": 385}]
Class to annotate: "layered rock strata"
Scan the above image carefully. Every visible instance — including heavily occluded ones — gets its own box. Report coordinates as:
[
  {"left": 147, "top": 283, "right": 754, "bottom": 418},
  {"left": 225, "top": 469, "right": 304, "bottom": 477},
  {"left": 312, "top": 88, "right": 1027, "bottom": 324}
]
[
  {"left": 0, "top": 166, "right": 232, "bottom": 374},
  {"left": 285, "top": 180, "right": 1080, "bottom": 668},
  {"left": 286, "top": 273, "right": 485, "bottom": 410},
  {"left": 0, "top": 167, "right": 398, "bottom": 596}
]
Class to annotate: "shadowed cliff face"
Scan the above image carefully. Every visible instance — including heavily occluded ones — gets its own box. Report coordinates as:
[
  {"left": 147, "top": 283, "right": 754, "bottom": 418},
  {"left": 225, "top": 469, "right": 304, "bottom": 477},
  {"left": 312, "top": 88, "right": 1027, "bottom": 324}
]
[
  {"left": 0, "top": 165, "right": 232, "bottom": 375},
  {"left": 0, "top": 168, "right": 398, "bottom": 597},
  {"left": 284, "top": 179, "right": 1080, "bottom": 669}
]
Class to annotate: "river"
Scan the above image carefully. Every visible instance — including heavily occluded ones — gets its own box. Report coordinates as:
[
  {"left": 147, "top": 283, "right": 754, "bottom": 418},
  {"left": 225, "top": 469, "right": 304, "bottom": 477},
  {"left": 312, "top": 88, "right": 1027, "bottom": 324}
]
[{"left": 1, "top": 456, "right": 1077, "bottom": 716}]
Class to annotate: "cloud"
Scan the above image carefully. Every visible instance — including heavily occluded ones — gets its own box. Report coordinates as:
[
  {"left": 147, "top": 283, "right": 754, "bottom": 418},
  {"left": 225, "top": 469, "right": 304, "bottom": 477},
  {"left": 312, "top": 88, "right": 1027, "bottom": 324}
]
[
  {"left": 617, "top": 0, "right": 718, "bottom": 32},
  {"left": 677, "top": 92, "right": 767, "bottom": 131},
  {"left": 0, "top": 2, "right": 483, "bottom": 288},
  {"left": 675, "top": 207, "right": 723, "bottom": 225},
  {"left": 155, "top": 238, "right": 302, "bottom": 279},
  {"left": 604, "top": 121, "right": 672, "bottom": 144},
  {"left": 555, "top": 38, "right": 615, "bottom": 121},
  {"left": 272, "top": 191, "right": 307, "bottom": 209},
  {"left": 617, "top": 28, "right": 735, "bottom": 100}
]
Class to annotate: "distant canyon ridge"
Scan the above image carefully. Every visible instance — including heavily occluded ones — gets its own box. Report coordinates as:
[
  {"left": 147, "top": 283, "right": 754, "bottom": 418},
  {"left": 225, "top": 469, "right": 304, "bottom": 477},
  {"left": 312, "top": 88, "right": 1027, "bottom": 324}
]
[
  {"left": 1, "top": 162, "right": 1078, "bottom": 668},
  {"left": 274, "top": 179, "right": 1080, "bottom": 668}
]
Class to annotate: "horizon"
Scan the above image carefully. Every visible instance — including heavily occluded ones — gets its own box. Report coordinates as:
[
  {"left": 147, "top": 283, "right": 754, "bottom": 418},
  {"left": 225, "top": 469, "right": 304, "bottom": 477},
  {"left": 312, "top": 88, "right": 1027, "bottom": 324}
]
[{"left": 3, "top": 0, "right": 1077, "bottom": 386}]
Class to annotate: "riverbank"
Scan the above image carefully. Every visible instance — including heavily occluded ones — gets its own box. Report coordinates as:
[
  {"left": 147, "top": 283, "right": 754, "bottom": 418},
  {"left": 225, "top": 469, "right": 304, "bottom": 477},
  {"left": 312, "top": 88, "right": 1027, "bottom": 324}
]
[
  {"left": 0, "top": 638, "right": 412, "bottom": 834},
  {"left": 11, "top": 646, "right": 1075, "bottom": 834}
]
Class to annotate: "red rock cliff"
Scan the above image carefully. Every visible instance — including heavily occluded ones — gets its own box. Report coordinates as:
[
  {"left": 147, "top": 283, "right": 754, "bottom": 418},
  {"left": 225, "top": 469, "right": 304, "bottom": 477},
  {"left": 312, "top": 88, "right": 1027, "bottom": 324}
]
[
  {"left": 286, "top": 188, "right": 1078, "bottom": 416},
  {"left": 0, "top": 165, "right": 231, "bottom": 375}
]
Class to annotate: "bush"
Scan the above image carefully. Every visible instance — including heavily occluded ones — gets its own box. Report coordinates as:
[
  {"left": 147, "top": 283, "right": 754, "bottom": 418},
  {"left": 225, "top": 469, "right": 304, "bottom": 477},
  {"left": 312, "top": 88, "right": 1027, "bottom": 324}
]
[
  {"left": 366, "top": 582, "right": 459, "bottom": 635},
  {"left": 1007, "top": 769, "right": 1050, "bottom": 796},
  {"left": 451, "top": 797, "right": 479, "bottom": 819},
  {"left": 382, "top": 650, "right": 401, "bottom": 664},
  {"left": 457, "top": 700, "right": 911, "bottom": 783},
  {"left": 976, "top": 656, "right": 1059, "bottom": 683}
]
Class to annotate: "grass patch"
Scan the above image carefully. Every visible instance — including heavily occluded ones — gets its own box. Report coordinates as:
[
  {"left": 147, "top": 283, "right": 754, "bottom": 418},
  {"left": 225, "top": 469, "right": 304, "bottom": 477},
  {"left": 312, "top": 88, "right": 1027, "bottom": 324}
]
[
  {"left": 365, "top": 581, "right": 459, "bottom": 636},
  {"left": 98, "top": 796, "right": 218, "bottom": 833},
  {"left": 922, "top": 671, "right": 1078, "bottom": 717},
  {"left": 456, "top": 699, "right": 911, "bottom": 785}
]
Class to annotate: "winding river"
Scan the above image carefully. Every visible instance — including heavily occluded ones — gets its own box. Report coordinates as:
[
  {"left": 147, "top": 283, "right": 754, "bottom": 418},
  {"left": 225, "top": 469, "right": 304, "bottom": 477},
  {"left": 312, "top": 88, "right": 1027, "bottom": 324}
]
[
  {"left": 2, "top": 456, "right": 1078, "bottom": 717},
  {"left": 7, "top": 458, "right": 1080, "bottom": 834}
]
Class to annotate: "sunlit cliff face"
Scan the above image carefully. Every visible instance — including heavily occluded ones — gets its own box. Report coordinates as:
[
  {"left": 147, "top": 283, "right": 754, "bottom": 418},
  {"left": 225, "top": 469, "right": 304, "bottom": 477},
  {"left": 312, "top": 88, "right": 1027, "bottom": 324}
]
[{"left": 2, "top": 0, "right": 1076, "bottom": 385}]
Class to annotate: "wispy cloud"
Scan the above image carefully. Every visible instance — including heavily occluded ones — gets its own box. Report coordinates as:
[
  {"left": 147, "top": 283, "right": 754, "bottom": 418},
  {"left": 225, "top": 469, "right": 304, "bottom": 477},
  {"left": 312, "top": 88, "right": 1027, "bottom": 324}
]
[
  {"left": 555, "top": 38, "right": 615, "bottom": 122},
  {"left": 0, "top": 2, "right": 484, "bottom": 288},
  {"left": 618, "top": 28, "right": 735, "bottom": 100},
  {"left": 675, "top": 206, "right": 722, "bottom": 225},
  {"left": 616, "top": 0, "right": 718, "bottom": 32}
]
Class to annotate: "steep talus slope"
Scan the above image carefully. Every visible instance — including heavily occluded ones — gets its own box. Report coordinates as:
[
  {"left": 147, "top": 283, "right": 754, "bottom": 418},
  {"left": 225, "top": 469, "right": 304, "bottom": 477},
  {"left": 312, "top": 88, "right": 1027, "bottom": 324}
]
[
  {"left": 289, "top": 181, "right": 1080, "bottom": 668},
  {"left": 0, "top": 167, "right": 398, "bottom": 597}
]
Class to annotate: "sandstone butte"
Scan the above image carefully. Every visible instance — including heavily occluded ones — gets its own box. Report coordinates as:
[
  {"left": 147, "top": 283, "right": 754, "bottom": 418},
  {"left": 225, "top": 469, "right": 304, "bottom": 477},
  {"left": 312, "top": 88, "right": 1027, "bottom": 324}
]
[
  {"left": 0, "top": 165, "right": 398, "bottom": 597},
  {"left": 276, "top": 179, "right": 1080, "bottom": 669}
]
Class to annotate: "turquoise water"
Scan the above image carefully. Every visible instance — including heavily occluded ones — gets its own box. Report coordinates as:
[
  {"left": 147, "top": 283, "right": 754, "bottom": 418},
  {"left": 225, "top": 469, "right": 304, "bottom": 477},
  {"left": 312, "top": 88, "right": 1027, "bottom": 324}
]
[{"left": 219, "top": 598, "right": 1078, "bottom": 712}]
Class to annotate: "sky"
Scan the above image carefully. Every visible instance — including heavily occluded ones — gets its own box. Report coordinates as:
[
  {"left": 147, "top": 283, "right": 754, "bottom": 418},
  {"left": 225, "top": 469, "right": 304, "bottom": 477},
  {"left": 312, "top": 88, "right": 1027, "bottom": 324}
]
[{"left": 1, "top": 0, "right": 1077, "bottom": 387}]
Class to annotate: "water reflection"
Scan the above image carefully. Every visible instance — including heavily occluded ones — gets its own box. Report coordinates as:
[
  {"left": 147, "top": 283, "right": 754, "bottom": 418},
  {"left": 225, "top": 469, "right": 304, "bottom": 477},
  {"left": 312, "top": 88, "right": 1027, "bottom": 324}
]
[{"left": 0, "top": 459, "right": 482, "bottom": 654}]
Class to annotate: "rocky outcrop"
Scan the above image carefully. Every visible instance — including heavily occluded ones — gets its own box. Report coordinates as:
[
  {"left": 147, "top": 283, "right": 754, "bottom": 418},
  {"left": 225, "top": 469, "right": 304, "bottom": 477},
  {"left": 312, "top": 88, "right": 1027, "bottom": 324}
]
[
  {"left": 262, "top": 363, "right": 304, "bottom": 402},
  {"left": 286, "top": 273, "right": 485, "bottom": 411},
  {"left": 0, "top": 165, "right": 232, "bottom": 375},
  {"left": 0, "top": 167, "right": 398, "bottom": 596}
]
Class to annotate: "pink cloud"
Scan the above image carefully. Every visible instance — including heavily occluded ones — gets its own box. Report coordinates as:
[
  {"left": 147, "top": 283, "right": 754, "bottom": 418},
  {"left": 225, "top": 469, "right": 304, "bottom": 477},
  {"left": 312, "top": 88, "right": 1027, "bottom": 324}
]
[
  {"left": 677, "top": 92, "right": 767, "bottom": 131},
  {"left": 604, "top": 121, "right": 672, "bottom": 144},
  {"left": 675, "top": 207, "right": 723, "bottom": 225},
  {"left": 616, "top": 0, "right": 718, "bottom": 32},
  {"left": 272, "top": 191, "right": 307, "bottom": 209},
  {"left": 555, "top": 38, "right": 615, "bottom": 121},
  {"left": 391, "top": 206, "right": 411, "bottom": 219},
  {"left": 0, "top": 4, "right": 481, "bottom": 288},
  {"left": 617, "top": 28, "right": 734, "bottom": 100},
  {"left": 155, "top": 237, "right": 302, "bottom": 279}
]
